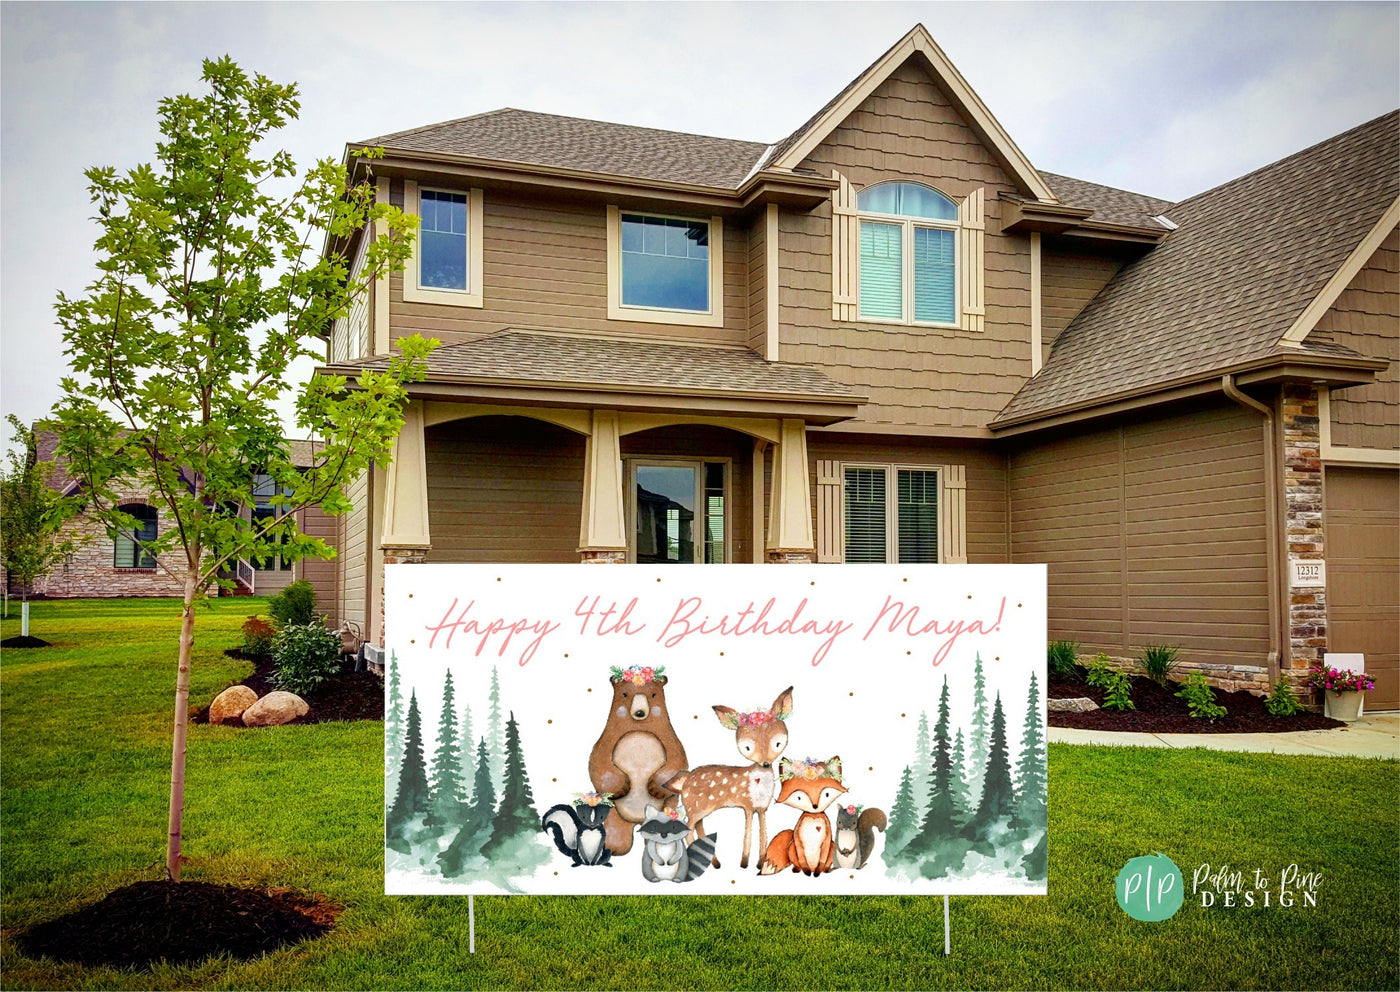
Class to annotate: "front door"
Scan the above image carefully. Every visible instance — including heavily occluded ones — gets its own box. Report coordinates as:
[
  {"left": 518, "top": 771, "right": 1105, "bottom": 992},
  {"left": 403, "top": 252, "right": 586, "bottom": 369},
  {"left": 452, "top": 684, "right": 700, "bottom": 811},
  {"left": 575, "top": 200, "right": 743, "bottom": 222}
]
[{"left": 630, "top": 460, "right": 727, "bottom": 563}]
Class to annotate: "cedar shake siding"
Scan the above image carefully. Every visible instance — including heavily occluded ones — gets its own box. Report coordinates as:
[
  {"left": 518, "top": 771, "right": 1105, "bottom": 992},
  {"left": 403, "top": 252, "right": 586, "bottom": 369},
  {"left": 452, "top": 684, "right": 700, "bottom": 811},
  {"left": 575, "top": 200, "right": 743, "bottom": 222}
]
[
  {"left": 425, "top": 416, "right": 585, "bottom": 564},
  {"left": 1009, "top": 399, "right": 1271, "bottom": 665},
  {"left": 779, "top": 60, "right": 1032, "bottom": 432},
  {"left": 386, "top": 183, "right": 752, "bottom": 351},
  {"left": 1038, "top": 243, "right": 1126, "bottom": 362},
  {"left": 1316, "top": 228, "right": 1399, "bottom": 450},
  {"left": 805, "top": 435, "right": 1008, "bottom": 563}
]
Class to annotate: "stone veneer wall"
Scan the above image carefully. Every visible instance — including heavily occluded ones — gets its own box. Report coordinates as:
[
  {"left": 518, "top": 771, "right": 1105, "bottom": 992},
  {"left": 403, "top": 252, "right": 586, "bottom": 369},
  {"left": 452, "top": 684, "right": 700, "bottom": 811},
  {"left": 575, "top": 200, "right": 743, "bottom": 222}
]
[
  {"left": 15, "top": 487, "right": 190, "bottom": 599},
  {"left": 1082, "top": 652, "right": 1270, "bottom": 696},
  {"left": 1282, "top": 385, "right": 1326, "bottom": 678}
]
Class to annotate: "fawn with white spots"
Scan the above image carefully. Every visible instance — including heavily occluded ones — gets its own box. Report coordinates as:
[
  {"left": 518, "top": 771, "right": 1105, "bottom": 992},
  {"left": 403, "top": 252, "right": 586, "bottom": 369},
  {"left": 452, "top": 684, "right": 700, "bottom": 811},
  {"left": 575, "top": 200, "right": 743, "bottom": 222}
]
[{"left": 663, "top": 686, "right": 793, "bottom": 869}]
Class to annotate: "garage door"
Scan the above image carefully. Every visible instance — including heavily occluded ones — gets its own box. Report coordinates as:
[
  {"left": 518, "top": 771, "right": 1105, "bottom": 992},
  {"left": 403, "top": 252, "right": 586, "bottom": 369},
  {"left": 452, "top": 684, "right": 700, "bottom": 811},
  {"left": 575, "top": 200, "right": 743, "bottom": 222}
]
[{"left": 1326, "top": 467, "right": 1399, "bottom": 710}]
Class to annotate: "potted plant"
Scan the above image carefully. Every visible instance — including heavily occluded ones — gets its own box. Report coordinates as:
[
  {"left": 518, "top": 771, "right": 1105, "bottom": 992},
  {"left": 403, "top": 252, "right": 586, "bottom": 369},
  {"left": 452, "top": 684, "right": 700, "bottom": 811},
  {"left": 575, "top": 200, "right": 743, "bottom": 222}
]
[{"left": 1307, "top": 665, "right": 1375, "bottom": 722}]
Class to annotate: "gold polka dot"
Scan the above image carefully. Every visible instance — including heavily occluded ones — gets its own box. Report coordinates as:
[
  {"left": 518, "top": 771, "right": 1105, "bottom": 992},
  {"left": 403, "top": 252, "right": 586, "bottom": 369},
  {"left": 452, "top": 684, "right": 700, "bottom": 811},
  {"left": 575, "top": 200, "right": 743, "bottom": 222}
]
[
  {"left": 410, "top": 639, "right": 415, "bottom": 644},
  {"left": 731, "top": 879, "right": 736, "bottom": 884},
  {"left": 1017, "top": 603, "right": 1022, "bottom": 608},
  {"left": 868, "top": 766, "right": 874, "bottom": 771},
  {"left": 656, "top": 577, "right": 661, "bottom": 582},
  {"left": 967, "top": 595, "right": 972, "bottom": 599},
  {"left": 996, "top": 656, "right": 1000, "bottom": 661},
  {"left": 810, "top": 581, "right": 815, "bottom": 586},
  {"left": 849, "top": 692, "right": 854, "bottom": 697},
  {"left": 408, "top": 593, "right": 413, "bottom": 598},
  {"left": 693, "top": 715, "right": 699, "bottom": 719},
  {"left": 901, "top": 713, "right": 906, "bottom": 717},
  {"left": 720, "top": 652, "right": 725, "bottom": 657},
  {"left": 850, "top": 874, "right": 855, "bottom": 879},
  {"left": 554, "top": 871, "right": 558, "bottom": 875},
  {"left": 902, "top": 577, "right": 907, "bottom": 582},
  {"left": 552, "top": 777, "right": 557, "bottom": 782},
  {"left": 548, "top": 719, "right": 553, "bottom": 724},
  {"left": 496, "top": 577, "right": 501, "bottom": 582}
]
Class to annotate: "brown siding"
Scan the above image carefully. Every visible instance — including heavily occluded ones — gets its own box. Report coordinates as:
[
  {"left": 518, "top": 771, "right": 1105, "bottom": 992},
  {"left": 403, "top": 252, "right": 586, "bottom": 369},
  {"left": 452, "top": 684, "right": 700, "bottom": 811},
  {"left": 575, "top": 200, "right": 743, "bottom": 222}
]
[
  {"left": 425, "top": 416, "right": 585, "bottom": 563},
  {"left": 1040, "top": 243, "right": 1123, "bottom": 361},
  {"left": 1010, "top": 399, "right": 1270, "bottom": 664},
  {"left": 337, "top": 468, "right": 370, "bottom": 628},
  {"left": 781, "top": 59, "right": 1032, "bottom": 432},
  {"left": 1315, "top": 228, "right": 1399, "bottom": 450},
  {"left": 299, "top": 505, "right": 338, "bottom": 610},
  {"left": 747, "top": 214, "right": 767, "bottom": 354},
  {"left": 621, "top": 425, "right": 755, "bottom": 564},
  {"left": 388, "top": 185, "right": 751, "bottom": 351},
  {"left": 805, "top": 434, "right": 1008, "bottom": 563}
]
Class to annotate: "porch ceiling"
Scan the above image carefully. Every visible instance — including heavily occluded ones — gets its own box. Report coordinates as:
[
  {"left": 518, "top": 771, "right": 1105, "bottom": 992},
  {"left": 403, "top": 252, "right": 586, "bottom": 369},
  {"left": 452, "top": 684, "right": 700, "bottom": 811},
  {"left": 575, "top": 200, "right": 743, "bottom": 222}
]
[{"left": 319, "top": 330, "right": 867, "bottom": 425}]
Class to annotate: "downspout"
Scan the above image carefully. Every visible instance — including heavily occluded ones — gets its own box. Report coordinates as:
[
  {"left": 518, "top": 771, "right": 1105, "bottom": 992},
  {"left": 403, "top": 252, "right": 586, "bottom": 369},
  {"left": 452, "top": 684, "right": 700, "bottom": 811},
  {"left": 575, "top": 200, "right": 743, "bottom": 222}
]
[{"left": 1222, "top": 374, "right": 1283, "bottom": 675}]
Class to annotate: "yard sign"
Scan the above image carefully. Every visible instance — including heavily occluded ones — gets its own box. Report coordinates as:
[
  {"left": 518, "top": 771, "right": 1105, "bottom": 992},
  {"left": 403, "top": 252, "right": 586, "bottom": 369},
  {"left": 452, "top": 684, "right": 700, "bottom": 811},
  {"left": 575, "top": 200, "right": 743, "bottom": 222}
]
[{"left": 384, "top": 564, "right": 1046, "bottom": 896}]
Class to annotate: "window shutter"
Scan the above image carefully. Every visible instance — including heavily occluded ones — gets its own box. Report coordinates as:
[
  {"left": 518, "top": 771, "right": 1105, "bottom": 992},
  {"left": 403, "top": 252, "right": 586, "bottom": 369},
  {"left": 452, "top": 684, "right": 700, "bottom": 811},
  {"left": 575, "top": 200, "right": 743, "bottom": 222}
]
[
  {"left": 815, "top": 460, "right": 843, "bottom": 562},
  {"left": 939, "top": 464, "right": 968, "bottom": 564},
  {"left": 960, "top": 188, "right": 985, "bottom": 333},
  {"left": 831, "top": 171, "right": 858, "bottom": 320}
]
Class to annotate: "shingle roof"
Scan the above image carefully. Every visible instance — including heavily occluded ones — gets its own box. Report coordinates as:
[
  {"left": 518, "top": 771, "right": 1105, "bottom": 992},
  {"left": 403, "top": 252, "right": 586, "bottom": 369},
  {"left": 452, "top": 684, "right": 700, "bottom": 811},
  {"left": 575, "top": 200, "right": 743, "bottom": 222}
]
[
  {"left": 325, "top": 331, "right": 866, "bottom": 403},
  {"left": 996, "top": 111, "right": 1400, "bottom": 426},
  {"left": 362, "top": 109, "right": 770, "bottom": 190},
  {"left": 1040, "top": 172, "right": 1175, "bottom": 229}
]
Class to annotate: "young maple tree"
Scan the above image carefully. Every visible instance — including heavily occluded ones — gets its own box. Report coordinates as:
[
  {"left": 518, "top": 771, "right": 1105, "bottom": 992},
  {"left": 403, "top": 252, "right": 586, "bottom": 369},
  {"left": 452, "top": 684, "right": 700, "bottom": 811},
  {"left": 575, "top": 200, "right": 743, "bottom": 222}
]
[
  {"left": 0, "top": 414, "right": 81, "bottom": 639},
  {"left": 48, "top": 57, "right": 435, "bottom": 881}
]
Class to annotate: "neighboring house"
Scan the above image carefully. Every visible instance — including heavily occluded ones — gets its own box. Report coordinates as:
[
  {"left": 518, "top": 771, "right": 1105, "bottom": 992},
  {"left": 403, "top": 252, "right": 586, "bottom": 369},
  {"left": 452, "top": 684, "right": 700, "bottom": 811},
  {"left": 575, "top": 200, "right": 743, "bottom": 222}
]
[
  {"left": 18, "top": 433, "right": 338, "bottom": 604},
  {"left": 317, "top": 25, "right": 1398, "bottom": 707}
]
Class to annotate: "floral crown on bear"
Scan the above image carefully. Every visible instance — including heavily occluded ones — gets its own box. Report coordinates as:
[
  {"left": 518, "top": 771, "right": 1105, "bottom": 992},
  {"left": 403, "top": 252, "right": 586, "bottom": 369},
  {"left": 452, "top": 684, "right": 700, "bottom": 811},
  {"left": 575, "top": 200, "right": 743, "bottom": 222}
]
[{"left": 609, "top": 664, "right": 667, "bottom": 686}]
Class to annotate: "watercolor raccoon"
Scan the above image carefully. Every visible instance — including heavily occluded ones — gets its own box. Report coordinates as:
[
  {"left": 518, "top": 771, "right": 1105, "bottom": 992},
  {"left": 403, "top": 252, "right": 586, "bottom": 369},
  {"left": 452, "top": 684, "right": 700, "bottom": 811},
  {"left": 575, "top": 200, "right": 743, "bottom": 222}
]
[
  {"left": 833, "top": 804, "right": 888, "bottom": 870},
  {"left": 637, "top": 805, "right": 718, "bottom": 884},
  {"left": 758, "top": 756, "right": 848, "bottom": 876}
]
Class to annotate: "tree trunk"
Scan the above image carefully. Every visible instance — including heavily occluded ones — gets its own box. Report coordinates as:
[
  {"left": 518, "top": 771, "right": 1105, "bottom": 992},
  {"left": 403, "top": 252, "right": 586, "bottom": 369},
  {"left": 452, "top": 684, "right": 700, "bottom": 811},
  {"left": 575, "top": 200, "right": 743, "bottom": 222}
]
[{"left": 167, "top": 574, "right": 197, "bottom": 881}]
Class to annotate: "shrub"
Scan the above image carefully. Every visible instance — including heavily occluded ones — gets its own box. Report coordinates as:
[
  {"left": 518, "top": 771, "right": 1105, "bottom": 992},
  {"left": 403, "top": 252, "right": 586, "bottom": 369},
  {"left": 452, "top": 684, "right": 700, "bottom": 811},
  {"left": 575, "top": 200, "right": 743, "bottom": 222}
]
[
  {"left": 1047, "top": 641, "right": 1079, "bottom": 681},
  {"left": 271, "top": 623, "right": 342, "bottom": 696},
  {"left": 1265, "top": 679, "right": 1301, "bottom": 717},
  {"left": 268, "top": 579, "right": 318, "bottom": 628},
  {"left": 1101, "top": 672, "right": 1135, "bottom": 712},
  {"left": 1085, "top": 653, "right": 1116, "bottom": 689},
  {"left": 1140, "top": 644, "right": 1181, "bottom": 685},
  {"left": 240, "top": 616, "right": 275, "bottom": 657},
  {"left": 1176, "top": 672, "right": 1227, "bottom": 721}
]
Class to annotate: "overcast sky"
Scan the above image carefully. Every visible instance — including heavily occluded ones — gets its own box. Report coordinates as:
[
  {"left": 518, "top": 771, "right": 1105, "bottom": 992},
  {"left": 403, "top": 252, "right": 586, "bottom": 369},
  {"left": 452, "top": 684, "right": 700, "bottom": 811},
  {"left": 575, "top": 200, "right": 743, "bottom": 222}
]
[{"left": 2, "top": 1, "right": 1397, "bottom": 444}]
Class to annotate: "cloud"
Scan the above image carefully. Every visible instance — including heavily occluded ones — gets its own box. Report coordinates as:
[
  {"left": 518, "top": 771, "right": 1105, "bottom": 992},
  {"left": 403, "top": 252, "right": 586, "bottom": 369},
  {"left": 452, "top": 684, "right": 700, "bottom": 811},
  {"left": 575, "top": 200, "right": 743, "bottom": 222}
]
[{"left": 3, "top": 1, "right": 1396, "bottom": 440}]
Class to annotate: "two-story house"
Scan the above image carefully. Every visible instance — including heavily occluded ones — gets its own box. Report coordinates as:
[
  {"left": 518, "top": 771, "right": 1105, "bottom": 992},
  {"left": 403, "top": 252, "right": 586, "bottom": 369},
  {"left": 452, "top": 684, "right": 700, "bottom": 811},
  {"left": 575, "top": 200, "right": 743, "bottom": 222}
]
[{"left": 317, "top": 25, "right": 1399, "bottom": 708}]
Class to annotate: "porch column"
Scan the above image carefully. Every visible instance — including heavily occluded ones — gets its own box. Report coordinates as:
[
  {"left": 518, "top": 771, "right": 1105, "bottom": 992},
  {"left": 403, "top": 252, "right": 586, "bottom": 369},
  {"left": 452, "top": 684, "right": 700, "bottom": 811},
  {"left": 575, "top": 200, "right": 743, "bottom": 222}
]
[
  {"left": 765, "top": 418, "right": 815, "bottom": 563},
  {"left": 579, "top": 409, "right": 627, "bottom": 563},
  {"left": 379, "top": 399, "right": 432, "bottom": 645}
]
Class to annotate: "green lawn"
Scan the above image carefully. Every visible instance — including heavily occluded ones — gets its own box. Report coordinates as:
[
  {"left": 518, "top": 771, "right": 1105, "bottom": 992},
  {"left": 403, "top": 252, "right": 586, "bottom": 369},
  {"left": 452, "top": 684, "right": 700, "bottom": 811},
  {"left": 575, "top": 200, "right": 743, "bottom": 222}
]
[{"left": 2, "top": 597, "right": 1396, "bottom": 991}]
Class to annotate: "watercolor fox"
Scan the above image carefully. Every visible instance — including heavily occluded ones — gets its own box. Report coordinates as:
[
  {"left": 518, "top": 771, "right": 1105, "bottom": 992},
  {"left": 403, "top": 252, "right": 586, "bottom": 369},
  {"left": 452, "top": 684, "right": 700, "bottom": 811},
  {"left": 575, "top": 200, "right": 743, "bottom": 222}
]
[{"left": 758, "top": 756, "right": 847, "bottom": 876}]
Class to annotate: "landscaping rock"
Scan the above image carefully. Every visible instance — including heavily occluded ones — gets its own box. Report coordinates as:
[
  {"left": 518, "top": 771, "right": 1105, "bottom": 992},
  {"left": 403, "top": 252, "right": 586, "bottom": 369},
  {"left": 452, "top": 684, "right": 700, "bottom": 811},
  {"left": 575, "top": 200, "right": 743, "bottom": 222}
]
[
  {"left": 242, "top": 690, "right": 309, "bottom": 727},
  {"left": 1048, "top": 696, "right": 1100, "bottom": 713},
  {"left": 209, "top": 685, "right": 258, "bottom": 725}
]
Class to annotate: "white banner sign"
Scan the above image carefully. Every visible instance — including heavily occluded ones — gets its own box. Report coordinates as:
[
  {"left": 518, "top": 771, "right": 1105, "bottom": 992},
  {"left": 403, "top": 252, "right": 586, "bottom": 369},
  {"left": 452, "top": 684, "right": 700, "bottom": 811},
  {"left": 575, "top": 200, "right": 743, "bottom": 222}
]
[{"left": 384, "top": 564, "right": 1047, "bottom": 896}]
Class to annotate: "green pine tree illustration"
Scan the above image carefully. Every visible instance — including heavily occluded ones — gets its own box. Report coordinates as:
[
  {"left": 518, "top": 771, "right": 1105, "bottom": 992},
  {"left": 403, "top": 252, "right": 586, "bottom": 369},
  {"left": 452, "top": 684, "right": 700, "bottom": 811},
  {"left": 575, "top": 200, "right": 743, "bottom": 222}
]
[
  {"left": 482, "top": 711, "right": 538, "bottom": 858},
  {"left": 385, "top": 651, "right": 405, "bottom": 794},
  {"left": 439, "top": 737, "right": 496, "bottom": 876},
  {"left": 884, "top": 765, "right": 919, "bottom": 860},
  {"left": 908, "top": 676, "right": 959, "bottom": 852},
  {"left": 911, "top": 711, "right": 932, "bottom": 823},
  {"left": 970, "top": 692, "right": 1016, "bottom": 830},
  {"left": 426, "top": 669, "right": 464, "bottom": 828},
  {"left": 968, "top": 653, "right": 989, "bottom": 795},
  {"left": 387, "top": 690, "right": 430, "bottom": 837},
  {"left": 487, "top": 666, "right": 505, "bottom": 796},
  {"left": 456, "top": 700, "right": 474, "bottom": 806},
  {"left": 951, "top": 728, "right": 969, "bottom": 817},
  {"left": 1016, "top": 672, "right": 1046, "bottom": 826}
]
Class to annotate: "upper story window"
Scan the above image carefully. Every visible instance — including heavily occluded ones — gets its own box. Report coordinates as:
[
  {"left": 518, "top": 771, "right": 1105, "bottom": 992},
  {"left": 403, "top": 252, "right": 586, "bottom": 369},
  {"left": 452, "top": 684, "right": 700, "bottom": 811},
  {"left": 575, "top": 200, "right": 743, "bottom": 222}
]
[
  {"left": 114, "top": 503, "right": 158, "bottom": 569},
  {"left": 856, "top": 181, "right": 958, "bottom": 326},
  {"left": 607, "top": 206, "right": 725, "bottom": 328},
  {"left": 403, "top": 180, "right": 484, "bottom": 308}
]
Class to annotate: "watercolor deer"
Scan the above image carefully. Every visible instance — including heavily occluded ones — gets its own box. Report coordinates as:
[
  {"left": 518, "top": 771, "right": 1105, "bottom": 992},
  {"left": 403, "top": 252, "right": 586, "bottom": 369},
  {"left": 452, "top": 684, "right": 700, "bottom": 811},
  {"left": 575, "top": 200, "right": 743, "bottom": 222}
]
[{"left": 663, "top": 686, "right": 793, "bottom": 869}]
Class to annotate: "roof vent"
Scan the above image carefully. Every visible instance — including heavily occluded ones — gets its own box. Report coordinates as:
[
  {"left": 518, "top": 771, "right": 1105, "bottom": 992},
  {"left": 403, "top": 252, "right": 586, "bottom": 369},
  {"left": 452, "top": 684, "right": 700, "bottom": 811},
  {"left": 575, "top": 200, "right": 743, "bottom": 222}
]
[{"left": 1151, "top": 214, "right": 1179, "bottom": 230}]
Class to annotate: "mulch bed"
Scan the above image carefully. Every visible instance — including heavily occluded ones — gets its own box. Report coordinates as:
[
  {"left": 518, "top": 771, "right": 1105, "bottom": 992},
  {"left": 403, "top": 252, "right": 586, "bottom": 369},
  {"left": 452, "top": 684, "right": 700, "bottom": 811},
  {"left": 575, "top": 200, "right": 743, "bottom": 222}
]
[
  {"left": 1048, "top": 670, "right": 1345, "bottom": 733},
  {"left": 16, "top": 880, "right": 340, "bottom": 970},
  {"left": 190, "top": 651, "right": 383, "bottom": 725},
  {"left": 1, "top": 635, "right": 53, "bottom": 648}
]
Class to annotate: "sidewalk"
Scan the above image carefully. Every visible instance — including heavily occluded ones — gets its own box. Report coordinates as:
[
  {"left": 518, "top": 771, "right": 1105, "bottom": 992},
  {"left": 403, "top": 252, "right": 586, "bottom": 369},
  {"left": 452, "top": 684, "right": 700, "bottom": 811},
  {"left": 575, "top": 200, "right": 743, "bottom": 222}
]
[{"left": 1048, "top": 711, "right": 1400, "bottom": 758}]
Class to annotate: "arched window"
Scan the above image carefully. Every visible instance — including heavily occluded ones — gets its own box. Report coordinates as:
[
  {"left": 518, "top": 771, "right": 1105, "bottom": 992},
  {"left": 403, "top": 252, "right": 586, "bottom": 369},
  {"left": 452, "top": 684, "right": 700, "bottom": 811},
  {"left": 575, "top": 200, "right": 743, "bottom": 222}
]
[
  {"left": 856, "top": 181, "right": 959, "bottom": 325},
  {"left": 114, "top": 503, "right": 158, "bottom": 568}
]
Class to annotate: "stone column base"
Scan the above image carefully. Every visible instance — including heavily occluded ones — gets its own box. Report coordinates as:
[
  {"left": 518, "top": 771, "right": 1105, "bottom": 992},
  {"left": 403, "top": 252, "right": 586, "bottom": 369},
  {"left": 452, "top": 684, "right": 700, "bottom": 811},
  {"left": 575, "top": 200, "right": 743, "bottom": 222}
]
[
  {"left": 580, "top": 549, "right": 626, "bottom": 564},
  {"left": 766, "top": 550, "right": 814, "bottom": 564}
]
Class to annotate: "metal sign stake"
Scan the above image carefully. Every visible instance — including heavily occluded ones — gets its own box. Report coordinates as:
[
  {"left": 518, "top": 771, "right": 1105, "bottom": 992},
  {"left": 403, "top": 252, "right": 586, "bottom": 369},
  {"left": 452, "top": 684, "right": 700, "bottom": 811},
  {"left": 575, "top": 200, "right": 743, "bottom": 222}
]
[
  {"left": 944, "top": 894, "right": 950, "bottom": 955},
  {"left": 469, "top": 894, "right": 476, "bottom": 953}
]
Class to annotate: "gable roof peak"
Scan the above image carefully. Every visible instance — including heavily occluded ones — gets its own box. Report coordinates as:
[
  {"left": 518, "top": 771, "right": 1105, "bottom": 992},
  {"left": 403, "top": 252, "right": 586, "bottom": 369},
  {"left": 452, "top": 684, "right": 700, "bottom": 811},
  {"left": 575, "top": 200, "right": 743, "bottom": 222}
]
[{"left": 769, "top": 23, "right": 1056, "bottom": 202}]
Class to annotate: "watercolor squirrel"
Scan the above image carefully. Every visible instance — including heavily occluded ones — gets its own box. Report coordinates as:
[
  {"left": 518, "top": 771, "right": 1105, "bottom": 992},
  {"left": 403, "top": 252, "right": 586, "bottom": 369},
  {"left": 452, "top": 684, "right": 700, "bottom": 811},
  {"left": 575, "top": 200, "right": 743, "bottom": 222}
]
[
  {"left": 637, "top": 805, "right": 718, "bottom": 884},
  {"left": 833, "top": 804, "right": 887, "bottom": 870},
  {"left": 758, "top": 756, "right": 848, "bottom": 876},
  {"left": 541, "top": 793, "right": 614, "bottom": 867}
]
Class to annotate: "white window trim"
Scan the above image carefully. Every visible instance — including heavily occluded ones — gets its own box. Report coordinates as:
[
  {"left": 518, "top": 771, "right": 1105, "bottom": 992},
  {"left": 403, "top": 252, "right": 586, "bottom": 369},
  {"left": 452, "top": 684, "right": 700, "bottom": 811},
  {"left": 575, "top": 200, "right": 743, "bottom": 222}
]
[
  {"left": 624, "top": 456, "right": 732, "bottom": 564},
  {"left": 607, "top": 206, "right": 724, "bottom": 328},
  {"left": 403, "top": 179, "right": 484, "bottom": 308},
  {"left": 855, "top": 207, "right": 961, "bottom": 329},
  {"left": 840, "top": 462, "right": 944, "bottom": 564}
]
